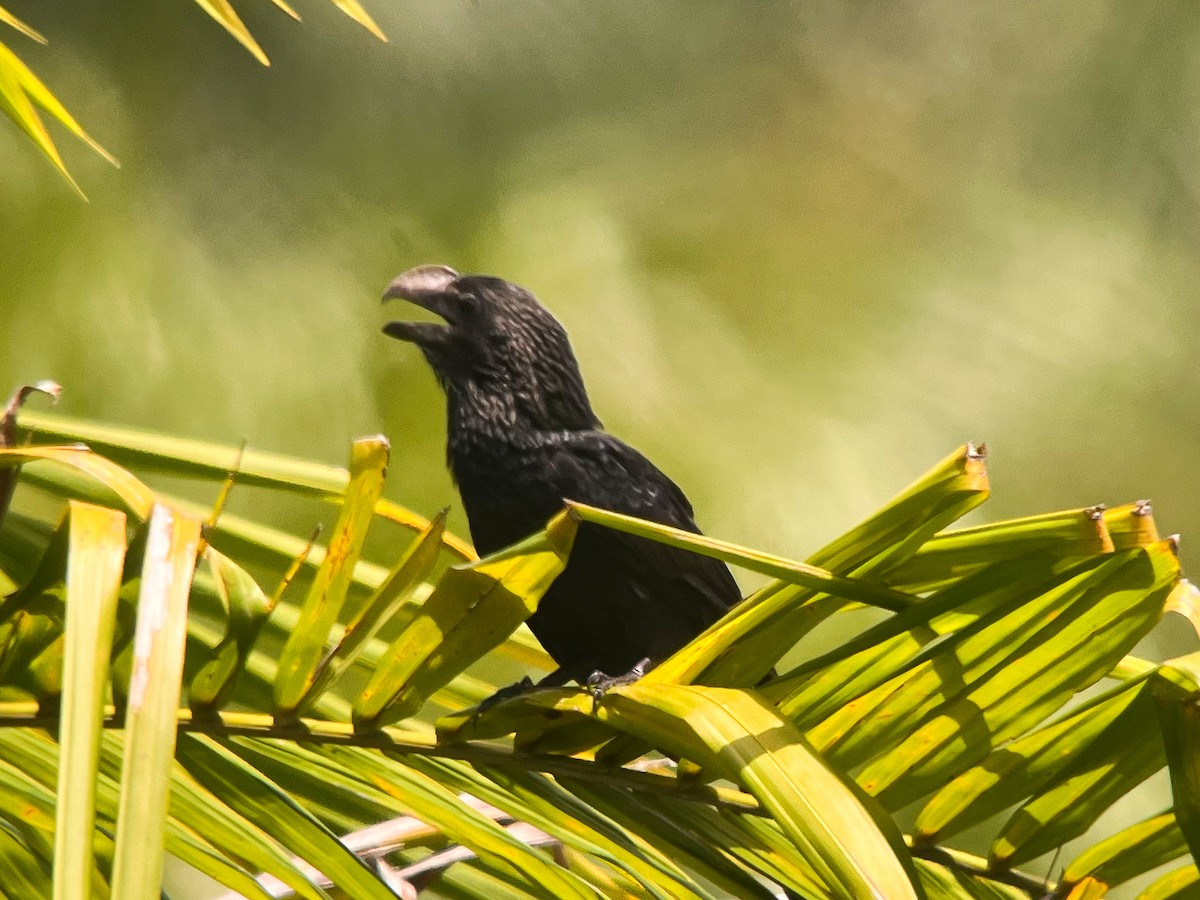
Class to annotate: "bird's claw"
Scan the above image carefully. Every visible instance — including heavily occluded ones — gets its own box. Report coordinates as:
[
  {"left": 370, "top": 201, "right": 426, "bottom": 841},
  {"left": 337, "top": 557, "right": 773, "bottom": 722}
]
[
  {"left": 474, "top": 676, "right": 535, "bottom": 719},
  {"left": 586, "top": 658, "right": 651, "bottom": 712}
]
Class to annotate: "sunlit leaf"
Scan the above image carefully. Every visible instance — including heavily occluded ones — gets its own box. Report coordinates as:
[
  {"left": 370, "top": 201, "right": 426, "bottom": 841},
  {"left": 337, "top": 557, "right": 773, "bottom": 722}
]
[
  {"left": 1153, "top": 651, "right": 1200, "bottom": 872},
  {"left": 53, "top": 502, "right": 126, "bottom": 900},
  {"left": 410, "top": 756, "right": 709, "bottom": 900},
  {"left": 914, "top": 678, "right": 1150, "bottom": 843},
  {"left": 850, "top": 543, "right": 1178, "bottom": 807},
  {"left": 562, "top": 779, "right": 792, "bottom": 899},
  {"left": 354, "top": 510, "right": 577, "bottom": 727},
  {"left": 188, "top": 547, "right": 275, "bottom": 713},
  {"left": 177, "top": 735, "right": 400, "bottom": 899},
  {"left": 275, "top": 437, "right": 388, "bottom": 717},
  {"left": 770, "top": 556, "right": 1066, "bottom": 727},
  {"left": 0, "top": 46, "right": 80, "bottom": 196},
  {"left": 597, "top": 683, "right": 921, "bottom": 899},
  {"left": 1137, "top": 865, "right": 1199, "bottom": 900},
  {"left": 1165, "top": 579, "right": 1200, "bottom": 639},
  {"left": 1062, "top": 811, "right": 1186, "bottom": 894},
  {"left": 0, "top": 5, "right": 46, "bottom": 43},
  {"left": 297, "top": 512, "right": 445, "bottom": 715},
  {"left": 1104, "top": 500, "right": 1160, "bottom": 550},
  {"left": 110, "top": 504, "right": 202, "bottom": 899},
  {"left": 4, "top": 42, "right": 117, "bottom": 166},
  {"left": 320, "top": 746, "right": 597, "bottom": 900},
  {"left": 0, "top": 445, "right": 155, "bottom": 520},
  {"left": 18, "top": 410, "right": 346, "bottom": 497},
  {"left": 192, "top": 0, "right": 270, "bottom": 65},
  {"left": 989, "top": 688, "right": 1164, "bottom": 867},
  {"left": 0, "top": 39, "right": 116, "bottom": 195},
  {"left": 568, "top": 501, "right": 921, "bottom": 613},
  {"left": 886, "top": 504, "right": 1111, "bottom": 592},
  {"left": 915, "top": 858, "right": 1031, "bottom": 900},
  {"left": 327, "top": 0, "right": 387, "bottom": 41}
]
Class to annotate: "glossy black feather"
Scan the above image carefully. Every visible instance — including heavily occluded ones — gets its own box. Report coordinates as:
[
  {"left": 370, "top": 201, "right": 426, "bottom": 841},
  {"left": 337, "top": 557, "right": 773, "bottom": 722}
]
[{"left": 382, "top": 266, "right": 741, "bottom": 684}]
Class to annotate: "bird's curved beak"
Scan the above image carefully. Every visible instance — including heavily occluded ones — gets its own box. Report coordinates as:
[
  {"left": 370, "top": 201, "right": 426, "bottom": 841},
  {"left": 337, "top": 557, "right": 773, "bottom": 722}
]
[{"left": 382, "top": 264, "right": 460, "bottom": 344}]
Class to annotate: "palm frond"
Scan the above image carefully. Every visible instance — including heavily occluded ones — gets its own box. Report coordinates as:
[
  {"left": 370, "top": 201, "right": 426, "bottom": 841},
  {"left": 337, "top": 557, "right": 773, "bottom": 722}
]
[{"left": 0, "top": 395, "right": 1193, "bottom": 898}]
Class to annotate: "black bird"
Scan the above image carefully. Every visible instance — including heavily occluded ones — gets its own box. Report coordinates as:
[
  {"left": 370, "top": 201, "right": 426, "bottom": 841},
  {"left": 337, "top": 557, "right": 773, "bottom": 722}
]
[{"left": 382, "top": 265, "right": 742, "bottom": 688}]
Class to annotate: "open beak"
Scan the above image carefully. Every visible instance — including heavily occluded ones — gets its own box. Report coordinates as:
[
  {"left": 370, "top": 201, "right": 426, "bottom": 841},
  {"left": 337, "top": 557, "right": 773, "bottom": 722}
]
[{"left": 382, "top": 265, "right": 460, "bottom": 343}]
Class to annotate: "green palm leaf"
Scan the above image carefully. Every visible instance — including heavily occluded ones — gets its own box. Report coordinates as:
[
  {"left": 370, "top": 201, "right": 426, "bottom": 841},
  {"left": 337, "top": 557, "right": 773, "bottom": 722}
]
[{"left": 0, "top": 404, "right": 1193, "bottom": 898}]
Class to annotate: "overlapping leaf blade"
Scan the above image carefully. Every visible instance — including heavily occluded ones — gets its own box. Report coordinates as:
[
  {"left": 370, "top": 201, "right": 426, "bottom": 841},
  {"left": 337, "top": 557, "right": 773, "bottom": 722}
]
[
  {"left": 595, "top": 683, "right": 921, "bottom": 899},
  {"left": 0, "top": 416, "right": 1192, "bottom": 900},
  {"left": 990, "top": 688, "right": 1165, "bottom": 867},
  {"left": 354, "top": 510, "right": 577, "bottom": 727},
  {"left": 1152, "top": 652, "right": 1200, "bottom": 872},
  {"left": 856, "top": 542, "right": 1178, "bottom": 809},
  {"left": 319, "top": 746, "right": 598, "bottom": 900},
  {"left": 176, "top": 734, "right": 400, "bottom": 900},
  {"left": 914, "top": 678, "right": 1151, "bottom": 844},
  {"left": 275, "top": 437, "right": 389, "bottom": 718},
  {"left": 296, "top": 512, "right": 445, "bottom": 716},
  {"left": 1061, "top": 811, "right": 1187, "bottom": 894}
]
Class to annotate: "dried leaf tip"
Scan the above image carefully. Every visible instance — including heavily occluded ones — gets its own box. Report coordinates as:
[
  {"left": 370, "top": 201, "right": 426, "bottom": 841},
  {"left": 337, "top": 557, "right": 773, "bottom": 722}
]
[
  {"left": 966, "top": 442, "right": 988, "bottom": 461},
  {"left": 2, "top": 380, "right": 62, "bottom": 446}
]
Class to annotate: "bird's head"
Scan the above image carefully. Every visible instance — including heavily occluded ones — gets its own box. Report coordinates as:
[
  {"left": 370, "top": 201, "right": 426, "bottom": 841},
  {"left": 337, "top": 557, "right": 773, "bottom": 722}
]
[{"left": 382, "top": 265, "right": 600, "bottom": 432}]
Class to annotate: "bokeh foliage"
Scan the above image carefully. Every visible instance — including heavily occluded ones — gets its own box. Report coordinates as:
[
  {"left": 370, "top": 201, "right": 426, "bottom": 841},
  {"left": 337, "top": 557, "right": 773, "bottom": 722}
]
[{"left": 0, "top": 0, "right": 381, "bottom": 192}]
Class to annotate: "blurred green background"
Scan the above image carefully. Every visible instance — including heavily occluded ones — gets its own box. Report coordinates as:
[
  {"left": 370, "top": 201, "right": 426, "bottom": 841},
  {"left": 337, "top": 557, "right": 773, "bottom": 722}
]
[{"left": 2, "top": 1, "right": 1198, "bottom": 892}]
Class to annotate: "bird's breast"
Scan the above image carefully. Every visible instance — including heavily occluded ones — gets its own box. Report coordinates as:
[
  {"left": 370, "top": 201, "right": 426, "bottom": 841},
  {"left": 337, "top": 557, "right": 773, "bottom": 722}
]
[{"left": 450, "top": 444, "right": 567, "bottom": 556}]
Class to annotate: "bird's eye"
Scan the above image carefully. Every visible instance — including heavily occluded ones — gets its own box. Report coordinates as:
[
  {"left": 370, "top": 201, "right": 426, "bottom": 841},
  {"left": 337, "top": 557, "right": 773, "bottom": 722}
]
[{"left": 455, "top": 290, "right": 488, "bottom": 324}]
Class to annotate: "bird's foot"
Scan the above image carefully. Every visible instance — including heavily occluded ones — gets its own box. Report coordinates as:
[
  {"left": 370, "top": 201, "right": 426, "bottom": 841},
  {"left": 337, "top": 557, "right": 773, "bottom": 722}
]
[
  {"left": 475, "top": 676, "right": 535, "bottom": 718},
  {"left": 586, "top": 658, "right": 651, "bottom": 712}
]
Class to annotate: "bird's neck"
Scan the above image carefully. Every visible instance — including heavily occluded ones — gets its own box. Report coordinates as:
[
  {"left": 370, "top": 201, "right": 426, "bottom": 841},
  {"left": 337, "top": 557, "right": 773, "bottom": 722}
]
[
  {"left": 443, "top": 378, "right": 598, "bottom": 455},
  {"left": 445, "top": 386, "right": 570, "bottom": 459},
  {"left": 441, "top": 382, "right": 601, "bottom": 553}
]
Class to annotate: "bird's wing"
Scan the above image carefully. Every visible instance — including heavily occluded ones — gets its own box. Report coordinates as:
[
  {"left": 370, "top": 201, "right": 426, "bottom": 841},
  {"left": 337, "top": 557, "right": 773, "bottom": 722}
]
[
  {"left": 542, "top": 430, "right": 696, "bottom": 522},
  {"left": 544, "top": 431, "right": 742, "bottom": 616}
]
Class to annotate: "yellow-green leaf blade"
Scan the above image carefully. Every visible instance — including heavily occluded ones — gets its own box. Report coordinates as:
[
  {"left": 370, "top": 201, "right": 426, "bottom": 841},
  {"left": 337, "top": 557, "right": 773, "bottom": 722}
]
[
  {"left": 355, "top": 510, "right": 577, "bottom": 727},
  {"left": 110, "top": 504, "right": 202, "bottom": 899},
  {"left": 327, "top": 0, "right": 386, "bottom": 40},
  {"left": 1153, "top": 651, "right": 1200, "bottom": 873},
  {"left": 0, "top": 5, "right": 46, "bottom": 43},
  {"left": 5, "top": 41, "right": 117, "bottom": 166},
  {"left": 319, "top": 746, "right": 597, "bottom": 900},
  {"left": 192, "top": 0, "right": 270, "bottom": 65},
  {"left": 1137, "top": 865, "right": 1199, "bottom": 899},
  {"left": 914, "top": 677, "right": 1149, "bottom": 844},
  {"left": 0, "top": 445, "right": 156, "bottom": 519},
  {"left": 176, "top": 734, "right": 401, "bottom": 900},
  {"left": 886, "top": 504, "right": 1112, "bottom": 593},
  {"left": 989, "top": 687, "right": 1164, "bottom": 867},
  {"left": 18, "top": 410, "right": 347, "bottom": 496},
  {"left": 297, "top": 511, "right": 445, "bottom": 714},
  {"left": 274, "top": 436, "right": 388, "bottom": 717},
  {"left": 188, "top": 546, "right": 274, "bottom": 712},
  {"left": 568, "top": 501, "right": 920, "bottom": 614},
  {"left": 0, "top": 46, "right": 81, "bottom": 195},
  {"left": 1062, "top": 811, "right": 1186, "bottom": 894},
  {"left": 598, "top": 683, "right": 920, "bottom": 900},
  {"left": 410, "top": 756, "right": 711, "bottom": 900},
  {"left": 53, "top": 501, "right": 127, "bottom": 900},
  {"left": 855, "top": 543, "right": 1178, "bottom": 808}
]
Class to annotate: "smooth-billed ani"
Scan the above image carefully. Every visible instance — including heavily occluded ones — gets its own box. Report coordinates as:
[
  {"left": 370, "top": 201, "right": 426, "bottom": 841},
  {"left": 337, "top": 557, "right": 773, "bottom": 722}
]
[{"left": 382, "top": 265, "right": 741, "bottom": 687}]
